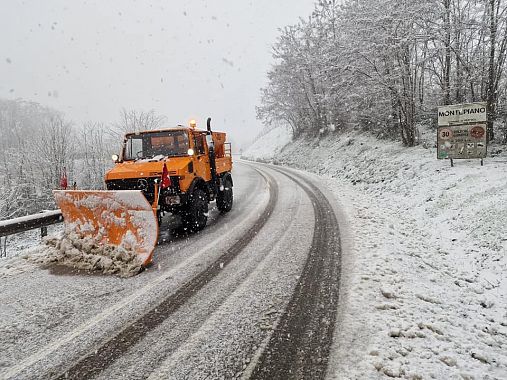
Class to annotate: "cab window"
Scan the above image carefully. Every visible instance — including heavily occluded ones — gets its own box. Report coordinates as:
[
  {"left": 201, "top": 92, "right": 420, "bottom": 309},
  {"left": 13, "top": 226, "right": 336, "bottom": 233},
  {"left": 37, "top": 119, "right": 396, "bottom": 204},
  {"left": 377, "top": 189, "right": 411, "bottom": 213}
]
[
  {"left": 123, "top": 130, "right": 189, "bottom": 160},
  {"left": 194, "top": 133, "right": 206, "bottom": 155}
]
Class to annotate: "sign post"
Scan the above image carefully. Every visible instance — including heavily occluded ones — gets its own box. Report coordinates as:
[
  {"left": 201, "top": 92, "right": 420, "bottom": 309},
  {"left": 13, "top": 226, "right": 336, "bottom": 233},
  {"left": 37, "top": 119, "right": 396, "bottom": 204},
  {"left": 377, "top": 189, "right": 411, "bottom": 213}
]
[{"left": 437, "top": 102, "right": 487, "bottom": 166}]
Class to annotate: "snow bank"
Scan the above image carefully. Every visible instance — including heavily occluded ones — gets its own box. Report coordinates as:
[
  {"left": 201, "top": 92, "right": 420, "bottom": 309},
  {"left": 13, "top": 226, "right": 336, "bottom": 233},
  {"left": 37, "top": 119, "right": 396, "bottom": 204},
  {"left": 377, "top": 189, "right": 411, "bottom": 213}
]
[
  {"left": 247, "top": 129, "right": 507, "bottom": 379},
  {"left": 31, "top": 233, "right": 144, "bottom": 278}
]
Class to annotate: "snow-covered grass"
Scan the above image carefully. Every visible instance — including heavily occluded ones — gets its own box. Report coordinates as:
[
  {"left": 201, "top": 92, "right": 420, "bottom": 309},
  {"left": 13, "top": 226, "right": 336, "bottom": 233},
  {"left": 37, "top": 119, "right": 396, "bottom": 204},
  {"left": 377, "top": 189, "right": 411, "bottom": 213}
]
[{"left": 245, "top": 129, "right": 507, "bottom": 379}]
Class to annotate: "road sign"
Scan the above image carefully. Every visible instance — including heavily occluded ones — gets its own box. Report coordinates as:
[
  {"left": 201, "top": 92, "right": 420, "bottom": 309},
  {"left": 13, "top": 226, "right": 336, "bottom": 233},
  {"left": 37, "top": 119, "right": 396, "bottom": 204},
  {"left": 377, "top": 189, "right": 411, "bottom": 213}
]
[
  {"left": 437, "top": 124, "right": 487, "bottom": 159},
  {"left": 437, "top": 102, "right": 487, "bottom": 166},
  {"left": 439, "top": 128, "right": 453, "bottom": 140},
  {"left": 438, "top": 102, "right": 487, "bottom": 126}
]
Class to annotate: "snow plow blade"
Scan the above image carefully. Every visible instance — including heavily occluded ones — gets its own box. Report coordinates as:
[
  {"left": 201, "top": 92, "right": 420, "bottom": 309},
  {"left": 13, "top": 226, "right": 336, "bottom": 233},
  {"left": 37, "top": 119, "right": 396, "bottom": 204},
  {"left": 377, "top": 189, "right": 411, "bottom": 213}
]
[{"left": 53, "top": 190, "right": 158, "bottom": 267}]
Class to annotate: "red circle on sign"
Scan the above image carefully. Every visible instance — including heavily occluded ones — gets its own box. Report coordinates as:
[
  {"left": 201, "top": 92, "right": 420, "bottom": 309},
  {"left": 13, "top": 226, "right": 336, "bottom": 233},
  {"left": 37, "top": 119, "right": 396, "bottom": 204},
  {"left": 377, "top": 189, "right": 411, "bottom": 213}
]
[
  {"left": 470, "top": 126, "right": 485, "bottom": 139},
  {"left": 440, "top": 128, "right": 452, "bottom": 139}
]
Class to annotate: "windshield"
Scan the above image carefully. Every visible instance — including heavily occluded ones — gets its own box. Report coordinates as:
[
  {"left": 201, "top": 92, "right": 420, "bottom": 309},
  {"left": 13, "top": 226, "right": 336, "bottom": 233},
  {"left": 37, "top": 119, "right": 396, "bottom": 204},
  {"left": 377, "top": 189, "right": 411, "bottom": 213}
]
[{"left": 123, "top": 130, "right": 189, "bottom": 160}]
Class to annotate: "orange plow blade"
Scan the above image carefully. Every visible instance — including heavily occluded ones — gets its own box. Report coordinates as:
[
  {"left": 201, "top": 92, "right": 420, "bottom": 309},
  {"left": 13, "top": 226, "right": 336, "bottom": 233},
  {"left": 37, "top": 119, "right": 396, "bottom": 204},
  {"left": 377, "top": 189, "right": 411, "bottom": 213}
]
[{"left": 53, "top": 190, "right": 158, "bottom": 266}]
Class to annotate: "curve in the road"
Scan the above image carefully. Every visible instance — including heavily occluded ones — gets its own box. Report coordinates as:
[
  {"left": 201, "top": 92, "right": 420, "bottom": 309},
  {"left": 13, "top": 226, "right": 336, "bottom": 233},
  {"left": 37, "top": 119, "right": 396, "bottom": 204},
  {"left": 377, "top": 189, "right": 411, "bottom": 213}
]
[
  {"left": 55, "top": 168, "right": 279, "bottom": 380},
  {"left": 248, "top": 166, "right": 342, "bottom": 380}
]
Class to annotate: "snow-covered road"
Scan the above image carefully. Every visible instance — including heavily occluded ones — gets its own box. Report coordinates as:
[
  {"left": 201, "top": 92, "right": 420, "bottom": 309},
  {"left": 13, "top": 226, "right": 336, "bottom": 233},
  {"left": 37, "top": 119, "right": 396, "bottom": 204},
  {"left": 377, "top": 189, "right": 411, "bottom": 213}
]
[{"left": 0, "top": 161, "right": 346, "bottom": 379}]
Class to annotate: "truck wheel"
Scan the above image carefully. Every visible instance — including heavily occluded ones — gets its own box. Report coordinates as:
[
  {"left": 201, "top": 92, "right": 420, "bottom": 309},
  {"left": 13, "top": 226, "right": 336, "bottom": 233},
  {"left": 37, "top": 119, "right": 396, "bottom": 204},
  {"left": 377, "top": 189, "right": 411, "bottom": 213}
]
[
  {"left": 181, "top": 188, "right": 208, "bottom": 232},
  {"left": 217, "top": 177, "right": 233, "bottom": 213}
]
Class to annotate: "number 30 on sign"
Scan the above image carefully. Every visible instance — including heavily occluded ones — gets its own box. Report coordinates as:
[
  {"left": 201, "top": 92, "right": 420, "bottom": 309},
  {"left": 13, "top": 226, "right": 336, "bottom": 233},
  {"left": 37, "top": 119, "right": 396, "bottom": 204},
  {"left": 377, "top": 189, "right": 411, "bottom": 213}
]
[{"left": 439, "top": 128, "right": 452, "bottom": 139}]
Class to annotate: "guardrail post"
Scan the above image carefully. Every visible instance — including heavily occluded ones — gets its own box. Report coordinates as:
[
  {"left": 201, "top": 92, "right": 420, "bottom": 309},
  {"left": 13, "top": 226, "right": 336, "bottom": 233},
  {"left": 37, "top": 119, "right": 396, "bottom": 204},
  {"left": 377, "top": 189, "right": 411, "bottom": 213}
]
[{"left": 0, "top": 236, "right": 6, "bottom": 258}]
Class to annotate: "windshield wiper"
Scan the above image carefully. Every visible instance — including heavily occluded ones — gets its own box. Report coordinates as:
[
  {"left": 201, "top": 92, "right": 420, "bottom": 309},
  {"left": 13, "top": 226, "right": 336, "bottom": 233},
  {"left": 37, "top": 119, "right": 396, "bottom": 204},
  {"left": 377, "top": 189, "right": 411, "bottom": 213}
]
[{"left": 134, "top": 154, "right": 153, "bottom": 161}]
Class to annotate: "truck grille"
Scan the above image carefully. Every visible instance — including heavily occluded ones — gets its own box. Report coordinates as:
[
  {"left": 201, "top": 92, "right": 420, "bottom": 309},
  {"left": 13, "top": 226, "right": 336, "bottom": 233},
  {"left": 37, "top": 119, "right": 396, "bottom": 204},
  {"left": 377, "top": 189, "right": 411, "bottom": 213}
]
[{"left": 106, "top": 177, "right": 179, "bottom": 205}]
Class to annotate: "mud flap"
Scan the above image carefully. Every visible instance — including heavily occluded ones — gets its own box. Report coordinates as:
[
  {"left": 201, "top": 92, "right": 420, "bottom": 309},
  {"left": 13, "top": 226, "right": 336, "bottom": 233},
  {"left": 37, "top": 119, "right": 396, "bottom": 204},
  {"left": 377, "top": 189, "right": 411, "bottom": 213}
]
[{"left": 53, "top": 190, "right": 158, "bottom": 267}]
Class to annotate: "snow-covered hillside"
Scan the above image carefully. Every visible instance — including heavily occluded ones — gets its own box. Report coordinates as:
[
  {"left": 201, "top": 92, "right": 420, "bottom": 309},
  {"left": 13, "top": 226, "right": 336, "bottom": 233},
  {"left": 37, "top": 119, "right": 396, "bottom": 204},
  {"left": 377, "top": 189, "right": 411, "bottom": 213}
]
[
  {"left": 242, "top": 126, "right": 292, "bottom": 161},
  {"left": 244, "top": 131, "right": 507, "bottom": 379}
]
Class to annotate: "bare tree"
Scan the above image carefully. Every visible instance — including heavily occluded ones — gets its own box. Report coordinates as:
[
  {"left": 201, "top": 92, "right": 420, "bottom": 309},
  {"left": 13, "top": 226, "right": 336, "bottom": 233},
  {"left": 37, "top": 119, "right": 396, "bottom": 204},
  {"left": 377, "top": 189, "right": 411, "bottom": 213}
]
[
  {"left": 109, "top": 108, "right": 167, "bottom": 140},
  {"left": 0, "top": 99, "right": 75, "bottom": 218},
  {"left": 485, "top": 0, "right": 507, "bottom": 141},
  {"left": 77, "top": 122, "right": 113, "bottom": 189},
  {"left": 33, "top": 114, "right": 76, "bottom": 191}
]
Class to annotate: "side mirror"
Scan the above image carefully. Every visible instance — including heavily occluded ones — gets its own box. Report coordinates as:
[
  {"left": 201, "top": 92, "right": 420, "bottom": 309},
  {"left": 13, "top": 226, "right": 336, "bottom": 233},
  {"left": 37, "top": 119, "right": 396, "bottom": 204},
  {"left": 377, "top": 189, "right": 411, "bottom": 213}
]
[{"left": 206, "top": 135, "right": 214, "bottom": 150}]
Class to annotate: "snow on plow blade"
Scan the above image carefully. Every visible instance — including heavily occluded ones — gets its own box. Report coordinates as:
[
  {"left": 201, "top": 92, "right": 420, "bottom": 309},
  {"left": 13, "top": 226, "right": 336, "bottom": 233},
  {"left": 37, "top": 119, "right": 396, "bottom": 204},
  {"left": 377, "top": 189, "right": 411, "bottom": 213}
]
[{"left": 53, "top": 190, "right": 158, "bottom": 267}]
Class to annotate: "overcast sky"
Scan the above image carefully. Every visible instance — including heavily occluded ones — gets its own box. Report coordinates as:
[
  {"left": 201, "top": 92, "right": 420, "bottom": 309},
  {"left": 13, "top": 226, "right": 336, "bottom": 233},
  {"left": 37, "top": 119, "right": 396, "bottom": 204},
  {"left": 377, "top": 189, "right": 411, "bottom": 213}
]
[{"left": 1, "top": 0, "right": 315, "bottom": 148}]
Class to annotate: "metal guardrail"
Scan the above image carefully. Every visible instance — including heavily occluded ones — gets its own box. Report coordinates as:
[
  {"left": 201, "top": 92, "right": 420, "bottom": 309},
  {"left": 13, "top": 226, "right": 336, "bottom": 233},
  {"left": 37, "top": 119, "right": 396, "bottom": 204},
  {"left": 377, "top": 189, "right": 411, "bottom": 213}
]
[{"left": 0, "top": 210, "right": 63, "bottom": 257}]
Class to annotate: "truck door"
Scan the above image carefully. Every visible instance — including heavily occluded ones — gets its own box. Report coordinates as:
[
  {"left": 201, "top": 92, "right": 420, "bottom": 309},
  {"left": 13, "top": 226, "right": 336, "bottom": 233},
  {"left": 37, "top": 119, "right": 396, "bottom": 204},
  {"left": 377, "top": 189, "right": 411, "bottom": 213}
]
[{"left": 193, "top": 132, "right": 211, "bottom": 182}]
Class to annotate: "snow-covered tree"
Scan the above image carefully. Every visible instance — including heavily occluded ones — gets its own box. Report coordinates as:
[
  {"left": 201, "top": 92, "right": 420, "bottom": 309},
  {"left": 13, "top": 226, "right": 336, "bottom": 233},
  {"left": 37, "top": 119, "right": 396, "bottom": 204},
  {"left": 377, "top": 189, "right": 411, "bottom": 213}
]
[
  {"left": 0, "top": 99, "right": 75, "bottom": 218},
  {"left": 258, "top": 0, "right": 507, "bottom": 145}
]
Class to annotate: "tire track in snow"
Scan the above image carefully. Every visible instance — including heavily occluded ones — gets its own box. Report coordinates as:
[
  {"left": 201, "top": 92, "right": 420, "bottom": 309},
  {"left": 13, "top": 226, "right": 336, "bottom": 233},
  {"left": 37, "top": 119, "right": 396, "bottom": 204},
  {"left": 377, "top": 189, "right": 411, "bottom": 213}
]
[
  {"left": 100, "top": 167, "right": 305, "bottom": 379},
  {"left": 247, "top": 166, "right": 341, "bottom": 380},
  {"left": 55, "top": 169, "right": 279, "bottom": 380}
]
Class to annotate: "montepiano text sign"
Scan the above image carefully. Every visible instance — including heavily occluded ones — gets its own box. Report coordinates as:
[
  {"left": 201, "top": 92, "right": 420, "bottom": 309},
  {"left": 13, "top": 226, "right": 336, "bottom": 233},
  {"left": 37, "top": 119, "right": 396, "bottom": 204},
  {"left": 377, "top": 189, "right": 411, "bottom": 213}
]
[
  {"left": 437, "top": 102, "right": 487, "bottom": 165},
  {"left": 438, "top": 102, "right": 487, "bottom": 126}
]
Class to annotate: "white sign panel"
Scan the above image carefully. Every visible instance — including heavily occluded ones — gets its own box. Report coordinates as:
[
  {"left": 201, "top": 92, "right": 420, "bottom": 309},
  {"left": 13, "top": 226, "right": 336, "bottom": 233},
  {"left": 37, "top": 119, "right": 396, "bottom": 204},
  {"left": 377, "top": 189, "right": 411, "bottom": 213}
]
[{"left": 438, "top": 102, "right": 487, "bottom": 126}]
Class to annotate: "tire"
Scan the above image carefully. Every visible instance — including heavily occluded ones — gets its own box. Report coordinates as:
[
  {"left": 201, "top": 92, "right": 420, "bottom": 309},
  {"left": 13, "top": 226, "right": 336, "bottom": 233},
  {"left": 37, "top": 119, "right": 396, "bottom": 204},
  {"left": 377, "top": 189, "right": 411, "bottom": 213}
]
[
  {"left": 217, "top": 176, "right": 233, "bottom": 213},
  {"left": 181, "top": 188, "right": 208, "bottom": 232}
]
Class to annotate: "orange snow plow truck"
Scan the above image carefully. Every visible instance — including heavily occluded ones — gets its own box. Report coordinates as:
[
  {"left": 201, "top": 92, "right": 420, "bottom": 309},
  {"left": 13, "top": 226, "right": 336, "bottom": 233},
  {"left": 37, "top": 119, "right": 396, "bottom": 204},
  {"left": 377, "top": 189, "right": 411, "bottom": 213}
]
[{"left": 53, "top": 118, "right": 233, "bottom": 267}]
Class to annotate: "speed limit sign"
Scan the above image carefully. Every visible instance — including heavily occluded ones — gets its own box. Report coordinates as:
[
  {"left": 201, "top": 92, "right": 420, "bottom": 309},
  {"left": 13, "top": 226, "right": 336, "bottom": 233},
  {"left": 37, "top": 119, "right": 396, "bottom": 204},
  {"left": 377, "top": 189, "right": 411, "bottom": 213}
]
[{"left": 439, "top": 128, "right": 452, "bottom": 140}]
